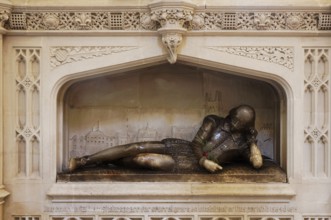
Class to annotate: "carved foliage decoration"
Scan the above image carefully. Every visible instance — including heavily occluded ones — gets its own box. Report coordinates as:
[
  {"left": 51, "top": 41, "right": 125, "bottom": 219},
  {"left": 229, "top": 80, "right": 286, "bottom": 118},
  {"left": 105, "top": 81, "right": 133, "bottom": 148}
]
[
  {"left": 6, "top": 10, "right": 331, "bottom": 31},
  {"left": 150, "top": 8, "right": 193, "bottom": 29},
  {"left": 50, "top": 46, "right": 138, "bottom": 68},
  {"left": 304, "top": 48, "right": 330, "bottom": 178},
  {"left": 150, "top": 6, "right": 194, "bottom": 64},
  {"left": 15, "top": 48, "right": 41, "bottom": 178},
  {"left": 253, "top": 12, "right": 271, "bottom": 30},
  {"left": 207, "top": 46, "right": 294, "bottom": 71}
]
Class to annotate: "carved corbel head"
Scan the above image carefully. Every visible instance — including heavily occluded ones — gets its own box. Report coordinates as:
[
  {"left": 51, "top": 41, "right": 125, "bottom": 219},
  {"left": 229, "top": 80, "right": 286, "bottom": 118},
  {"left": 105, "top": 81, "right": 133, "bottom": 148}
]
[
  {"left": 148, "top": 1, "right": 195, "bottom": 64},
  {"left": 0, "top": 9, "right": 10, "bottom": 32},
  {"left": 0, "top": 1, "right": 12, "bottom": 33}
]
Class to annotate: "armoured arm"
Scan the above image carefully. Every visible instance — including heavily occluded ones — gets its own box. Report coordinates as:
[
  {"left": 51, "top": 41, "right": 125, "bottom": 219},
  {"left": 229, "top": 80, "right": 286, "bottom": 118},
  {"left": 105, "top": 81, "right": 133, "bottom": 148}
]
[
  {"left": 191, "top": 115, "right": 223, "bottom": 172},
  {"left": 191, "top": 115, "right": 219, "bottom": 157}
]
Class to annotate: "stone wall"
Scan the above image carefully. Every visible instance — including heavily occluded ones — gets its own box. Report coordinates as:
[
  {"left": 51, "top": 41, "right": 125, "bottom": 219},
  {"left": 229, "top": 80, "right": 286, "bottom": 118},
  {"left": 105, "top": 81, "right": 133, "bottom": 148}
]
[{"left": 0, "top": 0, "right": 330, "bottom": 219}]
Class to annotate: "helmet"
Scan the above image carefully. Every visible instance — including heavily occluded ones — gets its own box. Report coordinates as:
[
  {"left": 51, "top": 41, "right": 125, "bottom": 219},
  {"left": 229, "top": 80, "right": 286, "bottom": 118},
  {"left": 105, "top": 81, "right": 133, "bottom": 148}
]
[{"left": 229, "top": 105, "right": 256, "bottom": 132}]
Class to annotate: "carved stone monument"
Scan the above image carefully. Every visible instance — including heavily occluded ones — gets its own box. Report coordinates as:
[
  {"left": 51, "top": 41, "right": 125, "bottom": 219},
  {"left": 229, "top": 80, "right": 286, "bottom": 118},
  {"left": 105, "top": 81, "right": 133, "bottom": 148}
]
[{"left": 1, "top": 0, "right": 331, "bottom": 220}]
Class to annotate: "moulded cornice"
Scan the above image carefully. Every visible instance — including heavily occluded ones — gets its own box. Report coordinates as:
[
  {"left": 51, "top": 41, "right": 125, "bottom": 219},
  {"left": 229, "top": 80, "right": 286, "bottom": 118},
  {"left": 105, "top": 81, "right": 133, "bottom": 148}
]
[
  {"left": 3, "top": 1, "right": 331, "bottom": 62},
  {"left": 149, "top": 0, "right": 197, "bottom": 9},
  {"left": 0, "top": 0, "right": 12, "bottom": 8},
  {"left": 47, "top": 182, "right": 296, "bottom": 202}
]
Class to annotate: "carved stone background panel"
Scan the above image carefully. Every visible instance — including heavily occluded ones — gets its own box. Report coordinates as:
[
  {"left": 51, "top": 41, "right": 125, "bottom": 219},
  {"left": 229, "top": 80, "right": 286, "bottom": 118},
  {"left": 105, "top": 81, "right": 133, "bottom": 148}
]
[
  {"left": 50, "top": 46, "right": 139, "bottom": 69},
  {"left": 207, "top": 46, "right": 294, "bottom": 71},
  {"left": 303, "top": 48, "right": 330, "bottom": 178},
  {"left": 14, "top": 48, "right": 41, "bottom": 179},
  {"left": 63, "top": 63, "right": 279, "bottom": 169}
]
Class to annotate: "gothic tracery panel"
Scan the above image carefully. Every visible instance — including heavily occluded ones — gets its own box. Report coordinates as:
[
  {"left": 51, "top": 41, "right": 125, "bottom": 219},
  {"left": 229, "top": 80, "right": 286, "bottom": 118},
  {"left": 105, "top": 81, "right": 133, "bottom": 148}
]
[
  {"left": 51, "top": 217, "right": 94, "bottom": 220},
  {"left": 303, "top": 216, "right": 331, "bottom": 220},
  {"left": 199, "top": 216, "right": 243, "bottom": 220},
  {"left": 14, "top": 216, "right": 40, "bottom": 220},
  {"left": 304, "top": 48, "right": 330, "bottom": 178},
  {"left": 248, "top": 217, "right": 293, "bottom": 220},
  {"left": 14, "top": 48, "right": 41, "bottom": 178}
]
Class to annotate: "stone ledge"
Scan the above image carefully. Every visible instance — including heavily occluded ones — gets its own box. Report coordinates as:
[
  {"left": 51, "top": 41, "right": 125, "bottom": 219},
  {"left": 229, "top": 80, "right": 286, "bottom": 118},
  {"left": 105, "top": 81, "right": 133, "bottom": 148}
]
[
  {"left": 0, "top": 186, "right": 10, "bottom": 201},
  {"left": 47, "top": 182, "right": 295, "bottom": 203},
  {"left": 57, "top": 160, "right": 287, "bottom": 183}
]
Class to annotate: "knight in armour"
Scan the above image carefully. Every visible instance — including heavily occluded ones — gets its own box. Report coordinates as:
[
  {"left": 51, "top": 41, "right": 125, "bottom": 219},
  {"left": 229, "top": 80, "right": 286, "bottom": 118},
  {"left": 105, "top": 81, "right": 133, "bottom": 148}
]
[{"left": 68, "top": 105, "right": 263, "bottom": 173}]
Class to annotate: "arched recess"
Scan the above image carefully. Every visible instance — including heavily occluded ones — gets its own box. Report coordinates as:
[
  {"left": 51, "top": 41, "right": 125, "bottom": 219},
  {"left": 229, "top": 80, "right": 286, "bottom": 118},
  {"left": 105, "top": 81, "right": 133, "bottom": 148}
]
[{"left": 53, "top": 57, "right": 292, "bottom": 179}]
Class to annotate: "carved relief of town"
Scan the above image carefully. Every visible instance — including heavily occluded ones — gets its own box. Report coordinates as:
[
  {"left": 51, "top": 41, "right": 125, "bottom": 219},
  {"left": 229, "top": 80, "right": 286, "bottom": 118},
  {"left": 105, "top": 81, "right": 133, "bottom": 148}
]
[{"left": 65, "top": 64, "right": 275, "bottom": 162}]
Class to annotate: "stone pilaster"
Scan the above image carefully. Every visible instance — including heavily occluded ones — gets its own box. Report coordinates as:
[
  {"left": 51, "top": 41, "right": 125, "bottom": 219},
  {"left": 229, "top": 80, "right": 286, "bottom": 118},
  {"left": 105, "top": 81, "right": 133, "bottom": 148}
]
[{"left": 0, "top": 1, "right": 11, "bottom": 220}]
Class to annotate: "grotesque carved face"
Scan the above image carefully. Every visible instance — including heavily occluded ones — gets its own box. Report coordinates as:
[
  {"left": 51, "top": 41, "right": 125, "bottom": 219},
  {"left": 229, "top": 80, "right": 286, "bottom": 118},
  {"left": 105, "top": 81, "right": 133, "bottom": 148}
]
[{"left": 229, "top": 105, "right": 255, "bottom": 132}]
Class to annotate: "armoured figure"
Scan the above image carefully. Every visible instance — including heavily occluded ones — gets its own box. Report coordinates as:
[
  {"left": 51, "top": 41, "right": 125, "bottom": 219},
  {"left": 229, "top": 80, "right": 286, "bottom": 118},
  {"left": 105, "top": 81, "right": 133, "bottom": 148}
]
[{"left": 68, "top": 105, "right": 263, "bottom": 173}]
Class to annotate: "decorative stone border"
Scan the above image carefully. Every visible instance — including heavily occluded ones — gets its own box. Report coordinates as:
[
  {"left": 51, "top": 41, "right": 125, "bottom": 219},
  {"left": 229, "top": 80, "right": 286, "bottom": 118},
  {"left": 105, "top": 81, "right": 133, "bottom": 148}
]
[
  {"left": 207, "top": 46, "right": 294, "bottom": 71},
  {"left": 2, "top": 3, "right": 330, "bottom": 64},
  {"left": 50, "top": 46, "right": 139, "bottom": 68},
  {"left": 4, "top": 10, "right": 331, "bottom": 31}
]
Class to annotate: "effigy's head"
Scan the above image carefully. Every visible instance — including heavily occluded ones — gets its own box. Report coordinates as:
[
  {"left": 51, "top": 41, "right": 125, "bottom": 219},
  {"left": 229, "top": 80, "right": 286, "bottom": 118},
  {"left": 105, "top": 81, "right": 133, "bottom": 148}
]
[{"left": 229, "top": 105, "right": 256, "bottom": 132}]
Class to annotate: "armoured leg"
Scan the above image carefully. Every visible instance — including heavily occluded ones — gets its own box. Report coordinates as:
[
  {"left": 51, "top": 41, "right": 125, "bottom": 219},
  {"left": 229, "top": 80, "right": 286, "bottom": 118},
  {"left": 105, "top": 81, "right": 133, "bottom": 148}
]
[
  {"left": 68, "top": 141, "right": 166, "bottom": 172},
  {"left": 119, "top": 153, "right": 175, "bottom": 171}
]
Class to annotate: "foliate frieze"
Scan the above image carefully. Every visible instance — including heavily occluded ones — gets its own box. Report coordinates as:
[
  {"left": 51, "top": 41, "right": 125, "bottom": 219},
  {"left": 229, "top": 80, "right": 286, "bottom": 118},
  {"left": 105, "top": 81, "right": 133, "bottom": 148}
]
[
  {"left": 50, "top": 46, "right": 139, "bottom": 68},
  {"left": 150, "top": 8, "right": 193, "bottom": 29},
  {"left": 286, "top": 12, "right": 318, "bottom": 30},
  {"left": 5, "top": 10, "right": 331, "bottom": 31},
  {"left": 253, "top": 13, "right": 271, "bottom": 30},
  {"left": 207, "top": 46, "right": 294, "bottom": 71}
]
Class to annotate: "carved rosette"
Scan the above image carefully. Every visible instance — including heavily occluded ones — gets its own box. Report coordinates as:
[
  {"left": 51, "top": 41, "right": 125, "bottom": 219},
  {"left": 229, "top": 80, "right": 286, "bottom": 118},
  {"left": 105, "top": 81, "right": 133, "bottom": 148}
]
[
  {"left": 42, "top": 13, "right": 60, "bottom": 30},
  {"left": 149, "top": 2, "right": 195, "bottom": 63},
  {"left": 286, "top": 13, "right": 303, "bottom": 30}
]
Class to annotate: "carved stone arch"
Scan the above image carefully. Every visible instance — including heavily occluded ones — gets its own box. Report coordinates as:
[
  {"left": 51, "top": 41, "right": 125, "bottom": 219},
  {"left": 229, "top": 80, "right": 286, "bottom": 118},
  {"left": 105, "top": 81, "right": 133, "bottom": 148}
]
[{"left": 51, "top": 55, "right": 292, "bottom": 177}]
